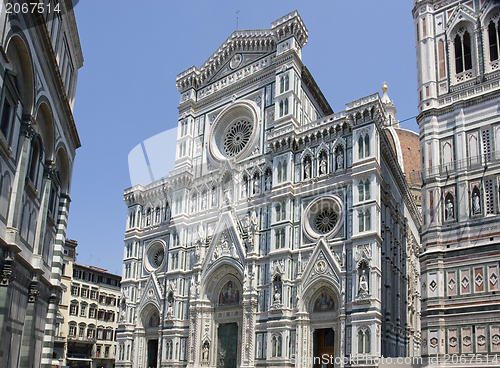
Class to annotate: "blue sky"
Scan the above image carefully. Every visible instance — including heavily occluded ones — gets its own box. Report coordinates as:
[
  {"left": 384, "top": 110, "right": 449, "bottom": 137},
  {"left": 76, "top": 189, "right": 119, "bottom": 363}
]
[{"left": 67, "top": 1, "right": 418, "bottom": 275}]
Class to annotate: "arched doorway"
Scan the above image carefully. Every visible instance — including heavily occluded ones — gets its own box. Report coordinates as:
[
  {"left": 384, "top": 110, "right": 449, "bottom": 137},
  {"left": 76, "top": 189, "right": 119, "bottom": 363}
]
[{"left": 140, "top": 304, "right": 161, "bottom": 368}]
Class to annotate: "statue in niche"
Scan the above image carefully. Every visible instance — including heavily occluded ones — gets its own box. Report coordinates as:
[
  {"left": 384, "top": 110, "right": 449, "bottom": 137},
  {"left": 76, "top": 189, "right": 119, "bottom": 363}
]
[
  {"left": 166, "top": 292, "right": 175, "bottom": 319},
  {"left": 445, "top": 197, "right": 454, "bottom": 220},
  {"left": 211, "top": 186, "right": 217, "bottom": 206},
  {"left": 202, "top": 341, "right": 210, "bottom": 362},
  {"left": 165, "top": 205, "right": 171, "bottom": 222},
  {"left": 472, "top": 189, "right": 481, "bottom": 215},
  {"left": 242, "top": 178, "right": 248, "bottom": 198},
  {"left": 313, "top": 292, "right": 334, "bottom": 312},
  {"left": 304, "top": 158, "right": 311, "bottom": 179},
  {"left": 155, "top": 208, "right": 160, "bottom": 223},
  {"left": 273, "top": 284, "right": 282, "bottom": 304},
  {"left": 253, "top": 177, "right": 260, "bottom": 195},
  {"left": 337, "top": 149, "right": 344, "bottom": 170},
  {"left": 359, "top": 269, "right": 369, "bottom": 294},
  {"left": 248, "top": 209, "right": 259, "bottom": 249},
  {"left": 319, "top": 154, "right": 327, "bottom": 175},
  {"left": 265, "top": 173, "right": 272, "bottom": 191},
  {"left": 196, "top": 224, "right": 206, "bottom": 244},
  {"left": 219, "top": 281, "right": 240, "bottom": 305},
  {"left": 201, "top": 192, "right": 207, "bottom": 210}
]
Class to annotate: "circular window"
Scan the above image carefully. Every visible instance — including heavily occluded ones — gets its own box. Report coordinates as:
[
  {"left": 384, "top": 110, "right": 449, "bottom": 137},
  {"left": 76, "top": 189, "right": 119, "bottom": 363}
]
[
  {"left": 223, "top": 119, "right": 253, "bottom": 157},
  {"left": 314, "top": 208, "right": 338, "bottom": 234},
  {"left": 208, "top": 101, "right": 259, "bottom": 162},
  {"left": 303, "top": 195, "right": 343, "bottom": 240},
  {"left": 145, "top": 241, "right": 166, "bottom": 271}
]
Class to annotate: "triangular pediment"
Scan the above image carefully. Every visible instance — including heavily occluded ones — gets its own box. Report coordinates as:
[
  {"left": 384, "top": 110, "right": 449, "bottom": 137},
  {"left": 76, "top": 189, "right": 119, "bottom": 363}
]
[
  {"left": 202, "top": 211, "right": 246, "bottom": 278},
  {"left": 138, "top": 273, "right": 162, "bottom": 312},
  {"left": 206, "top": 51, "right": 271, "bottom": 85},
  {"left": 300, "top": 238, "right": 343, "bottom": 292},
  {"left": 446, "top": 6, "right": 476, "bottom": 33}
]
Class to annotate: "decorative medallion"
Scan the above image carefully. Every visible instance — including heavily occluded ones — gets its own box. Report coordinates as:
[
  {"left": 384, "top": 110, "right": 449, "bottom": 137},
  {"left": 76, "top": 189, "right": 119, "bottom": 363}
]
[
  {"left": 430, "top": 337, "right": 438, "bottom": 348},
  {"left": 461, "top": 276, "right": 469, "bottom": 289},
  {"left": 316, "top": 260, "right": 326, "bottom": 273},
  {"left": 230, "top": 54, "right": 242, "bottom": 69},
  {"left": 475, "top": 273, "right": 484, "bottom": 287},
  {"left": 449, "top": 336, "right": 458, "bottom": 347},
  {"left": 492, "top": 334, "right": 500, "bottom": 345},
  {"left": 477, "top": 335, "right": 486, "bottom": 346},
  {"left": 448, "top": 278, "right": 456, "bottom": 289},
  {"left": 463, "top": 335, "right": 472, "bottom": 346},
  {"left": 429, "top": 280, "right": 437, "bottom": 291},
  {"left": 145, "top": 241, "right": 166, "bottom": 272},
  {"left": 490, "top": 272, "right": 498, "bottom": 285}
]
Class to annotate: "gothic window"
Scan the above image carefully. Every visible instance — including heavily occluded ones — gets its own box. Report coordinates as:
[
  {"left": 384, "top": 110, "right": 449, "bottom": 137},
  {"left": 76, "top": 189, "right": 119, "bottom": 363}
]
[
  {"left": 275, "top": 228, "right": 286, "bottom": 249},
  {"left": 482, "top": 128, "right": 492, "bottom": 162},
  {"left": 146, "top": 208, "right": 151, "bottom": 226},
  {"left": 488, "top": 19, "right": 500, "bottom": 61},
  {"left": 155, "top": 207, "right": 160, "bottom": 223},
  {"left": 280, "top": 76, "right": 284, "bottom": 93},
  {"left": 454, "top": 31, "right": 472, "bottom": 74},
  {"left": 357, "top": 328, "right": 371, "bottom": 354},
  {"left": 284, "top": 98, "right": 289, "bottom": 115},
  {"left": 271, "top": 334, "right": 282, "bottom": 357},
  {"left": 485, "top": 178, "right": 495, "bottom": 215},
  {"left": 438, "top": 40, "right": 446, "bottom": 79},
  {"left": 358, "top": 134, "right": 370, "bottom": 159},
  {"left": 166, "top": 340, "right": 173, "bottom": 360},
  {"left": 285, "top": 74, "right": 289, "bottom": 91},
  {"left": 358, "top": 209, "right": 371, "bottom": 232},
  {"left": 279, "top": 100, "right": 283, "bottom": 117},
  {"left": 277, "top": 162, "right": 282, "bottom": 182},
  {"left": 28, "top": 136, "right": 42, "bottom": 185},
  {"left": 358, "top": 180, "right": 364, "bottom": 202},
  {"left": 276, "top": 203, "right": 281, "bottom": 222},
  {"left": 365, "top": 180, "right": 370, "bottom": 200},
  {"left": 256, "top": 332, "right": 267, "bottom": 359}
]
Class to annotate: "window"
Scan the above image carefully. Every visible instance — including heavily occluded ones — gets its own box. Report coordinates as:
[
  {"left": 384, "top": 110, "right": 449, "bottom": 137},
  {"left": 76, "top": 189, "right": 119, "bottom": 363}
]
[
  {"left": 358, "top": 209, "right": 371, "bottom": 233},
  {"left": 276, "top": 202, "right": 285, "bottom": 222},
  {"left": 454, "top": 31, "right": 472, "bottom": 74},
  {"left": 97, "top": 327, "right": 104, "bottom": 340},
  {"left": 79, "top": 325, "right": 85, "bottom": 338},
  {"left": 0, "top": 71, "right": 19, "bottom": 144},
  {"left": 489, "top": 20, "right": 500, "bottom": 62},
  {"left": 271, "top": 334, "right": 282, "bottom": 357},
  {"left": 358, "top": 180, "right": 370, "bottom": 202},
  {"left": 358, "top": 328, "right": 371, "bottom": 354},
  {"left": 69, "top": 325, "right": 76, "bottom": 337},
  {"left": 358, "top": 134, "right": 370, "bottom": 159},
  {"left": 166, "top": 340, "right": 173, "bottom": 360},
  {"left": 485, "top": 178, "right": 495, "bottom": 215},
  {"left": 70, "top": 304, "right": 78, "bottom": 316},
  {"left": 275, "top": 228, "right": 286, "bottom": 249},
  {"left": 89, "top": 306, "right": 96, "bottom": 318},
  {"left": 438, "top": 40, "right": 446, "bottom": 79},
  {"left": 81, "top": 288, "right": 88, "bottom": 298},
  {"left": 28, "top": 138, "right": 41, "bottom": 184},
  {"left": 91, "top": 290, "right": 97, "bottom": 300},
  {"left": 256, "top": 332, "right": 267, "bottom": 359},
  {"left": 80, "top": 304, "right": 87, "bottom": 317},
  {"left": 0, "top": 96, "right": 13, "bottom": 141}
]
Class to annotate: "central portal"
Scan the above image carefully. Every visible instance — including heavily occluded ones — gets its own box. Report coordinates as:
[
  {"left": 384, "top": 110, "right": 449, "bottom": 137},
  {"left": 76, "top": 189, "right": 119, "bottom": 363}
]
[
  {"left": 147, "top": 339, "right": 158, "bottom": 368},
  {"left": 313, "top": 329, "right": 335, "bottom": 368},
  {"left": 217, "top": 323, "right": 238, "bottom": 368}
]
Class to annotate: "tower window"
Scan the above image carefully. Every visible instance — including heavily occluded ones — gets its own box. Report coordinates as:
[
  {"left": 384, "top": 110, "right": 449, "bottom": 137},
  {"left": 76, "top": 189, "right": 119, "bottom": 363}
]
[
  {"left": 454, "top": 31, "right": 472, "bottom": 74},
  {"left": 438, "top": 40, "right": 446, "bottom": 79},
  {"left": 488, "top": 20, "right": 500, "bottom": 62}
]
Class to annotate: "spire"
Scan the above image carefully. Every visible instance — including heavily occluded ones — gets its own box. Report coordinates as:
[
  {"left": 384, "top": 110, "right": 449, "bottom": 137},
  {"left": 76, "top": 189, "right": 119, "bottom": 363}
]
[{"left": 380, "top": 82, "right": 399, "bottom": 127}]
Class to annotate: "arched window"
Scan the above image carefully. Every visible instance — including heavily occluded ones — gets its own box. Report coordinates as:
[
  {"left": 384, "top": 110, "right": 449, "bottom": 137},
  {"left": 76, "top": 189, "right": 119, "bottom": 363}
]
[
  {"left": 281, "top": 201, "right": 286, "bottom": 221},
  {"left": 276, "top": 203, "right": 281, "bottom": 222},
  {"left": 365, "top": 180, "right": 370, "bottom": 200},
  {"left": 280, "top": 76, "right": 284, "bottom": 93},
  {"left": 284, "top": 98, "right": 289, "bottom": 115},
  {"left": 358, "top": 180, "right": 364, "bottom": 202},
  {"left": 357, "top": 328, "right": 371, "bottom": 354},
  {"left": 28, "top": 137, "right": 41, "bottom": 183},
  {"left": 364, "top": 134, "right": 370, "bottom": 157},
  {"left": 272, "top": 334, "right": 283, "bottom": 357},
  {"left": 438, "top": 39, "right": 446, "bottom": 78},
  {"left": 358, "top": 136, "right": 364, "bottom": 159},
  {"left": 454, "top": 31, "right": 472, "bottom": 73},
  {"left": 489, "top": 20, "right": 500, "bottom": 62},
  {"left": 284, "top": 74, "right": 289, "bottom": 91},
  {"left": 279, "top": 100, "right": 284, "bottom": 117},
  {"left": 277, "top": 162, "right": 282, "bottom": 182}
]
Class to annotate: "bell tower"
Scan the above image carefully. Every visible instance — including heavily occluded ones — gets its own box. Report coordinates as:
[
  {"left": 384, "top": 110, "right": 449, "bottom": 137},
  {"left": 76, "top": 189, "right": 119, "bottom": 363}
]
[{"left": 415, "top": 0, "right": 500, "bottom": 363}]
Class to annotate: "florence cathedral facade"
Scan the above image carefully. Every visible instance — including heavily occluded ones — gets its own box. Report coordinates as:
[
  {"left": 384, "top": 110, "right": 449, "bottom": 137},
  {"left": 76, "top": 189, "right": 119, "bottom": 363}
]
[{"left": 117, "top": 11, "right": 422, "bottom": 368}]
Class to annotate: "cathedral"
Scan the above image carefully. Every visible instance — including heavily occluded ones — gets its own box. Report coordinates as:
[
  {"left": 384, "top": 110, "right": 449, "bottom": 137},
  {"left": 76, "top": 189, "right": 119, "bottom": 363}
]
[
  {"left": 117, "top": 11, "right": 421, "bottom": 368},
  {"left": 415, "top": 0, "right": 500, "bottom": 364}
]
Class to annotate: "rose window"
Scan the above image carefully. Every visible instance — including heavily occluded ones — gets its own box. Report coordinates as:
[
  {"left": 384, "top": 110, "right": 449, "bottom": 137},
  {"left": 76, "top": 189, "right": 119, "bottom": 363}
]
[
  {"left": 223, "top": 119, "right": 253, "bottom": 157},
  {"left": 145, "top": 241, "right": 166, "bottom": 271},
  {"left": 303, "top": 195, "right": 343, "bottom": 240},
  {"left": 153, "top": 248, "right": 164, "bottom": 268},
  {"left": 314, "top": 208, "right": 338, "bottom": 234}
]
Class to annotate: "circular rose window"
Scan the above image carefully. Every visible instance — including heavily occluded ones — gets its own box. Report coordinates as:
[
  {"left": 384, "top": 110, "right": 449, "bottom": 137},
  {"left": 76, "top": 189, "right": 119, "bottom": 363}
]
[
  {"left": 145, "top": 241, "right": 166, "bottom": 271},
  {"left": 223, "top": 119, "right": 253, "bottom": 157},
  {"left": 208, "top": 101, "right": 259, "bottom": 162},
  {"left": 303, "top": 195, "right": 343, "bottom": 240}
]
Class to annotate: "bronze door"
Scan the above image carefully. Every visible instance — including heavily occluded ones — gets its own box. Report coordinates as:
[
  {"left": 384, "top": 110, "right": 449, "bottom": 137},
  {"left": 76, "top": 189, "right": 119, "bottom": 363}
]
[{"left": 217, "top": 323, "right": 238, "bottom": 368}]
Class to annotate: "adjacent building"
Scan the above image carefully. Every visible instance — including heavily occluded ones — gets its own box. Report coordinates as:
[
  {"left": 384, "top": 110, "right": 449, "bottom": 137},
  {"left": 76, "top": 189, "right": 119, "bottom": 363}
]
[
  {"left": 0, "top": 3, "right": 83, "bottom": 368},
  {"left": 117, "top": 11, "right": 421, "bottom": 368},
  {"left": 414, "top": 0, "right": 500, "bottom": 364},
  {"left": 54, "top": 239, "right": 121, "bottom": 368}
]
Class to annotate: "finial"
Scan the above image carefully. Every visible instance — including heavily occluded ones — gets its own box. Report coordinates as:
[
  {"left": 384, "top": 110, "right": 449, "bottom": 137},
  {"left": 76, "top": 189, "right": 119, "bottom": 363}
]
[{"left": 382, "top": 81, "right": 388, "bottom": 93}]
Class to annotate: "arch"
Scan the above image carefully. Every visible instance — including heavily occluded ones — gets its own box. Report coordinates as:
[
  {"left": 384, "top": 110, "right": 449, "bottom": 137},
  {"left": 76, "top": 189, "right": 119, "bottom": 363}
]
[
  {"left": 4, "top": 33, "right": 35, "bottom": 115},
  {"left": 302, "top": 280, "right": 342, "bottom": 315},
  {"left": 139, "top": 302, "right": 161, "bottom": 330},
  {"left": 34, "top": 99, "right": 55, "bottom": 159},
  {"left": 201, "top": 263, "right": 243, "bottom": 305},
  {"left": 54, "top": 145, "right": 70, "bottom": 193}
]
